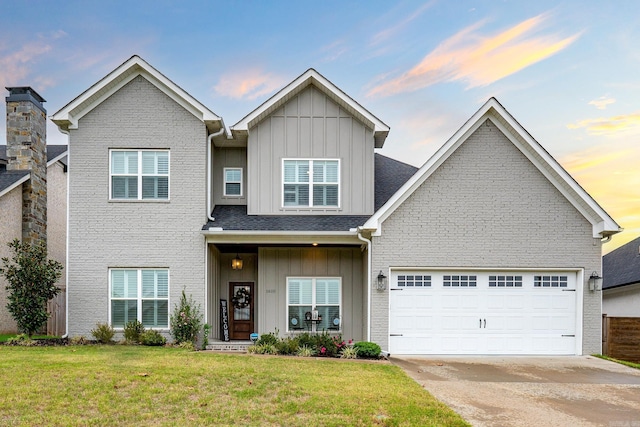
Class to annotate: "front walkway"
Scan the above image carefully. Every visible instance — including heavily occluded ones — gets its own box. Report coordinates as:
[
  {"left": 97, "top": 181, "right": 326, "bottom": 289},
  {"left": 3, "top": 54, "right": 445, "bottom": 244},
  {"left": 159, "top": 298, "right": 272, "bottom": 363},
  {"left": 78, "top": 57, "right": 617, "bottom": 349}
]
[{"left": 391, "top": 356, "right": 640, "bottom": 427}]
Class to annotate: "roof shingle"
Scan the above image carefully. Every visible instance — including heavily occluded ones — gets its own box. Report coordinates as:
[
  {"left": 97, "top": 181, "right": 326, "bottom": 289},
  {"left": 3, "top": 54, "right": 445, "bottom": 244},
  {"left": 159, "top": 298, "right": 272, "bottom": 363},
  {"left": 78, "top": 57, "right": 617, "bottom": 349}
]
[{"left": 603, "top": 236, "right": 640, "bottom": 289}]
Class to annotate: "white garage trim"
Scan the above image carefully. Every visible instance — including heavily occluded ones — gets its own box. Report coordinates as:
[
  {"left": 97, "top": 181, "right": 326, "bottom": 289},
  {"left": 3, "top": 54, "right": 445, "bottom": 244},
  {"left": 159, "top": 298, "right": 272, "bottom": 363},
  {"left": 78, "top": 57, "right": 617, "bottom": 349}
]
[{"left": 388, "top": 267, "right": 583, "bottom": 355}]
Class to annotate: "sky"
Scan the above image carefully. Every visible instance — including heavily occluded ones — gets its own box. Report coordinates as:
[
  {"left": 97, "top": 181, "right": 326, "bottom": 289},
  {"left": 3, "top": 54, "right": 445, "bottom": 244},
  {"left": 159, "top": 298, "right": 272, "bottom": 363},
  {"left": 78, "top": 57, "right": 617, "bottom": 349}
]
[{"left": 1, "top": 1, "right": 638, "bottom": 253}]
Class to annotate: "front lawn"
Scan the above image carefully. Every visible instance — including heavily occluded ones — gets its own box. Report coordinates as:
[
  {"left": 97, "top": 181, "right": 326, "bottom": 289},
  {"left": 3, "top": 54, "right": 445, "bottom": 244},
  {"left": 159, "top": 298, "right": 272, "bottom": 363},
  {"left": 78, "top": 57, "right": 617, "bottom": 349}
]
[
  {"left": 594, "top": 354, "right": 640, "bottom": 370},
  {"left": 0, "top": 346, "right": 468, "bottom": 426}
]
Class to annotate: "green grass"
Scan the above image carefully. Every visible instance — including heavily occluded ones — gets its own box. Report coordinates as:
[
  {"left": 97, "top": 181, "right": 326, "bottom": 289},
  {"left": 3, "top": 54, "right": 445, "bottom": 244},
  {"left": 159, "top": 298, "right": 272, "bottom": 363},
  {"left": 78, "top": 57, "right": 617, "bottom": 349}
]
[
  {"left": 594, "top": 354, "right": 640, "bottom": 369},
  {"left": 0, "top": 334, "right": 58, "bottom": 343},
  {"left": 0, "top": 346, "right": 468, "bottom": 426}
]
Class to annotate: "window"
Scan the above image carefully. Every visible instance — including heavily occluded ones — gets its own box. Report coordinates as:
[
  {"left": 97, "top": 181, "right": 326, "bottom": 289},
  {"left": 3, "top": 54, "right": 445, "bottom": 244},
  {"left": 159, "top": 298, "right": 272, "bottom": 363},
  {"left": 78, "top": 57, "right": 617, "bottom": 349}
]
[
  {"left": 283, "top": 159, "right": 339, "bottom": 207},
  {"left": 110, "top": 150, "right": 169, "bottom": 200},
  {"left": 443, "top": 275, "right": 477, "bottom": 287},
  {"left": 110, "top": 269, "right": 169, "bottom": 328},
  {"left": 287, "top": 278, "right": 341, "bottom": 332},
  {"left": 224, "top": 168, "right": 243, "bottom": 196},
  {"left": 397, "top": 275, "right": 431, "bottom": 287},
  {"left": 534, "top": 275, "right": 568, "bottom": 288},
  {"left": 489, "top": 275, "right": 523, "bottom": 287}
]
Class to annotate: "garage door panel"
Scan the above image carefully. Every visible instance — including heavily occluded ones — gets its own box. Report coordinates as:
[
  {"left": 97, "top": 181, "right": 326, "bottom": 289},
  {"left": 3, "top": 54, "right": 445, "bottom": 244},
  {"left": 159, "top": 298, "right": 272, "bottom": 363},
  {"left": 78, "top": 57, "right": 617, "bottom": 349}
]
[{"left": 389, "top": 270, "right": 578, "bottom": 355}]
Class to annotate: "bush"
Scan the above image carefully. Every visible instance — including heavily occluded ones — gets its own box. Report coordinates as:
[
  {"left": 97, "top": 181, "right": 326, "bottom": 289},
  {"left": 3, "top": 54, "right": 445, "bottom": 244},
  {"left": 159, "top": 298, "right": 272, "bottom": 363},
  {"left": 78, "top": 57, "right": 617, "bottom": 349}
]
[
  {"left": 140, "top": 330, "right": 166, "bottom": 346},
  {"left": 123, "top": 320, "right": 145, "bottom": 343},
  {"left": 296, "top": 345, "right": 316, "bottom": 357},
  {"left": 313, "top": 331, "right": 338, "bottom": 357},
  {"left": 296, "top": 332, "right": 316, "bottom": 349},
  {"left": 175, "top": 341, "right": 196, "bottom": 351},
  {"left": 340, "top": 346, "right": 358, "bottom": 359},
  {"left": 170, "top": 290, "right": 203, "bottom": 345},
  {"left": 275, "top": 336, "right": 299, "bottom": 355},
  {"left": 91, "top": 323, "right": 115, "bottom": 344},
  {"left": 353, "top": 341, "right": 381, "bottom": 359},
  {"left": 256, "top": 331, "right": 278, "bottom": 346},
  {"left": 6, "top": 334, "right": 36, "bottom": 346},
  {"left": 70, "top": 335, "right": 87, "bottom": 345}
]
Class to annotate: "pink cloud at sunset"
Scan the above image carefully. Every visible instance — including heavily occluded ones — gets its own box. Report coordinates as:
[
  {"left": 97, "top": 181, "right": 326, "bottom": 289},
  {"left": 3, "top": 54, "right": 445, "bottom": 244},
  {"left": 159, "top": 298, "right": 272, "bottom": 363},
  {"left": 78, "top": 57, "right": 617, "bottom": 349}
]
[
  {"left": 367, "top": 13, "right": 580, "bottom": 97},
  {"left": 213, "top": 69, "right": 286, "bottom": 100},
  {"left": 567, "top": 112, "right": 640, "bottom": 135}
]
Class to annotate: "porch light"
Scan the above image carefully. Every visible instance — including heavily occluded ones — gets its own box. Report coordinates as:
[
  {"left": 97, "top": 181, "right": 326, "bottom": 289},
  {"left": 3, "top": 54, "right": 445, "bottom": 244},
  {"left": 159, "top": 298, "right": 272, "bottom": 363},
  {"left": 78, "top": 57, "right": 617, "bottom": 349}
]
[
  {"left": 231, "top": 254, "right": 243, "bottom": 270},
  {"left": 376, "top": 271, "right": 387, "bottom": 291},
  {"left": 588, "top": 271, "right": 602, "bottom": 291}
]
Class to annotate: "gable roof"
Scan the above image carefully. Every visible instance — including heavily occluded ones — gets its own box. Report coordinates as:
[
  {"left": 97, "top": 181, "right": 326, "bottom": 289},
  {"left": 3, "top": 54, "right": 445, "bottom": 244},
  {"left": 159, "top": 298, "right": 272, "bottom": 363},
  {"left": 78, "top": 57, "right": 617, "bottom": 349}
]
[
  {"left": 0, "top": 145, "right": 68, "bottom": 197},
  {"left": 203, "top": 153, "right": 416, "bottom": 234},
  {"left": 231, "top": 69, "right": 390, "bottom": 148},
  {"left": 52, "top": 55, "right": 223, "bottom": 133},
  {"left": 362, "top": 97, "right": 621, "bottom": 239},
  {"left": 603, "top": 236, "right": 640, "bottom": 290}
]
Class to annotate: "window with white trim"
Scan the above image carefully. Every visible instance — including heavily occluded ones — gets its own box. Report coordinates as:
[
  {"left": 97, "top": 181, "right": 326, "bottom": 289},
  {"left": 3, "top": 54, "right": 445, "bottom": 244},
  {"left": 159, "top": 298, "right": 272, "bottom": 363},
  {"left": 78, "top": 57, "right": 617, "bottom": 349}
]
[
  {"left": 283, "top": 159, "right": 339, "bottom": 207},
  {"left": 109, "top": 269, "right": 169, "bottom": 328},
  {"left": 287, "top": 277, "right": 341, "bottom": 332},
  {"left": 110, "top": 150, "right": 169, "bottom": 200},
  {"left": 224, "top": 168, "right": 243, "bottom": 196}
]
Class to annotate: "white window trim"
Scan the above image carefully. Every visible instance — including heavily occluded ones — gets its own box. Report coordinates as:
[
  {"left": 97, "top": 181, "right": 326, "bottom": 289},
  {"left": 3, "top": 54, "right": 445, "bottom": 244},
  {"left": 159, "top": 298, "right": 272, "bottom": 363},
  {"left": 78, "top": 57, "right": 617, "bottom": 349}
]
[
  {"left": 109, "top": 149, "right": 170, "bottom": 201},
  {"left": 286, "top": 276, "right": 342, "bottom": 333},
  {"left": 223, "top": 167, "right": 243, "bottom": 197},
  {"left": 281, "top": 158, "right": 341, "bottom": 209},
  {"left": 108, "top": 268, "right": 170, "bottom": 329}
]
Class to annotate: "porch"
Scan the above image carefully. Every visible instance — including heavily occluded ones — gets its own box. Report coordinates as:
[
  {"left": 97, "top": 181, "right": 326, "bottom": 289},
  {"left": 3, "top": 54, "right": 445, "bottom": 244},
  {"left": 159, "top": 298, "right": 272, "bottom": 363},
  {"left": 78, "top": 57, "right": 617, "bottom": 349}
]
[{"left": 206, "top": 244, "right": 368, "bottom": 344}]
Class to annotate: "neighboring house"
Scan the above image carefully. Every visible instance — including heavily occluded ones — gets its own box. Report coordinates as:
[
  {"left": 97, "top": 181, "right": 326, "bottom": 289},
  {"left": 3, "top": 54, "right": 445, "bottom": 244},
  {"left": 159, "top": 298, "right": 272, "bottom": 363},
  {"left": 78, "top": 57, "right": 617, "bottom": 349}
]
[
  {"left": 603, "top": 236, "right": 640, "bottom": 317},
  {"left": 0, "top": 87, "right": 68, "bottom": 334},
  {"left": 52, "top": 56, "right": 620, "bottom": 355}
]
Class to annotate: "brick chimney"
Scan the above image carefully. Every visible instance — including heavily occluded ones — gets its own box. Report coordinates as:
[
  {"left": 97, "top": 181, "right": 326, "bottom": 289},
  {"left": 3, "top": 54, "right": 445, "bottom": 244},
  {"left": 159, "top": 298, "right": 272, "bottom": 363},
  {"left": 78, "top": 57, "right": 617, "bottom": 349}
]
[{"left": 5, "top": 86, "right": 47, "bottom": 245}]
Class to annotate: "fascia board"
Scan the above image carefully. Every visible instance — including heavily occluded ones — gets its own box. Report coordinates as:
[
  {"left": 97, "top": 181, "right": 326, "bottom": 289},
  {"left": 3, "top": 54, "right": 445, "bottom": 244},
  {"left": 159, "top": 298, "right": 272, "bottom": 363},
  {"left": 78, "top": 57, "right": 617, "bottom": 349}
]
[
  {"left": 202, "top": 229, "right": 360, "bottom": 245},
  {"left": 232, "top": 69, "right": 389, "bottom": 138},
  {"left": 46, "top": 150, "right": 68, "bottom": 167},
  {"left": 52, "top": 55, "right": 222, "bottom": 132},
  {"left": 0, "top": 173, "right": 30, "bottom": 198}
]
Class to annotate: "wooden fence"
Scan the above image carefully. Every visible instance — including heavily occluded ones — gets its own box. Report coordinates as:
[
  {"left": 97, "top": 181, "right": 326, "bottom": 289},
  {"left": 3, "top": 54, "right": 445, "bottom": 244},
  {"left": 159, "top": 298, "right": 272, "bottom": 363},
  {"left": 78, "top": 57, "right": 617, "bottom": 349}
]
[
  {"left": 46, "top": 288, "right": 66, "bottom": 337},
  {"left": 602, "top": 315, "right": 640, "bottom": 362}
]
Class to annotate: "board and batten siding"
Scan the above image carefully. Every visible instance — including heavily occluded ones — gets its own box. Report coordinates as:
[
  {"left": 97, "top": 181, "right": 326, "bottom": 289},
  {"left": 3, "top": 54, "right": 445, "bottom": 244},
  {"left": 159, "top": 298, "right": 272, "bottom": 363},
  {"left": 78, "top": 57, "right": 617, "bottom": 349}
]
[
  {"left": 370, "top": 119, "right": 602, "bottom": 354},
  {"left": 213, "top": 147, "right": 247, "bottom": 205},
  {"left": 258, "top": 247, "right": 365, "bottom": 341},
  {"left": 247, "top": 85, "right": 375, "bottom": 215},
  {"left": 66, "top": 76, "right": 207, "bottom": 338}
]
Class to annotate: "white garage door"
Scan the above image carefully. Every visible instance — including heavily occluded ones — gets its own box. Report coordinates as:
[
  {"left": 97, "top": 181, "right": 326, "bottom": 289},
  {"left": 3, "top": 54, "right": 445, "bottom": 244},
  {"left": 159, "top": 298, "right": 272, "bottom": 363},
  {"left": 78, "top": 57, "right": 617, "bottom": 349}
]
[{"left": 389, "top": 270, "right": 578, "bottom": 355}]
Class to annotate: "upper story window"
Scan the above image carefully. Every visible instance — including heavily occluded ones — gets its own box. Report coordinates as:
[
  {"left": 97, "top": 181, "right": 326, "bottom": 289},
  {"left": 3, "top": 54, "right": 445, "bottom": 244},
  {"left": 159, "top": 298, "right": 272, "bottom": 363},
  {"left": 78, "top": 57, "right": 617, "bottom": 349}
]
[
  {"left": 224, "top": 168, "right": 243, "bottom": 197},
  {"left": 283, "top": 159, "right": 339, "bottom": 207},
  {"left": 110, "top": 150, "right": 169, "bottom": 200}
]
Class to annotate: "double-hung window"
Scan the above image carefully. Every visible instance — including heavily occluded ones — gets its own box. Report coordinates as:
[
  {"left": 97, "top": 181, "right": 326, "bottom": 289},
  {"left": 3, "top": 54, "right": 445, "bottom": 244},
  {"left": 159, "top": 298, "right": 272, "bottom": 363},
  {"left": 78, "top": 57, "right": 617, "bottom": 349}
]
[
  {"left": 110, "top": 150, "right": 169, "bottom": 200},
  {"left": 109, "top": 269, "right": 169, "bottom": 328},
  {"left": 283, "top": 159, "right": 339, "bottom": 207},
  {"left": 224, "top": 167, "right": 243, "bottom": 196},
  {"left": 287, "top": 277, "right": 341, "bottom": 332}
]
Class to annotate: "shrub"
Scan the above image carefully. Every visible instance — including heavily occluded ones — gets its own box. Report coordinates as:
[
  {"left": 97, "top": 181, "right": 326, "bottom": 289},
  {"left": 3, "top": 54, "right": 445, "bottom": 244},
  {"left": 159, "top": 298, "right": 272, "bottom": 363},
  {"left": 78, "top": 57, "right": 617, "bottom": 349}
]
[
  {"left": 296, "top": 332, "right": 316, "bottom": 349},
  {"left": 313, "top": 331, "right": 338, "bottom": 357},
  {"left": 70, "top": 335, "right": 87, "bottom": 345},
  {"left": 6, "top": 334, "right": 36, "bottom": 346},
  {"left": 202, "top": 323, "right": 211, "bottom": 350},
  {"left": 296, "top": 345, "right": 316, "bottom": 357},
  {"left": 0, "top": 239, "right": 63, "bottom": 337},
  {"left": 91, "top": 323, "right": 115, "bottom": 344},
  {"left": 170, "top": 290, "right": 203, "bottom": 345},
  {"left": 175, "top": 341, "right": 196, "bottom": 351},
  {"left": 275, "top": 336, "right": 299, "bottom": 355},
  {"left": 139, "top": 330, "right": 166, "bottom": 346},
  {"left": 353, "top": 341, "right": 381, "bottom": 359},
  {"left": 123, "top": 320, "right": 145, "bottom": 343},
  {"left": 256, "top": 331, "right": 278, "bottom": 346}
]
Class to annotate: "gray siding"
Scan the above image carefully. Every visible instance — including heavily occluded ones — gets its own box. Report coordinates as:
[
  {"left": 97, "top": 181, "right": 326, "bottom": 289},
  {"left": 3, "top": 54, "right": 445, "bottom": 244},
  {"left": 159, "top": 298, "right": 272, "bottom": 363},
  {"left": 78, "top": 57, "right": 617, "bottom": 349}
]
[
  {"left": 67, "top": 76, "right": 207, "bottom": 338},
  {"left": 247, "top": 86, "right": 374, "bottom": 215},
  {"left": 371, "top": 119, "right": 602, "bottom": 354},
  {"left": 213, "top": 147, "right": 247, "bottom": 205},
  {"left": 258, "top": 247, "right": 365, "bottom": 341}
]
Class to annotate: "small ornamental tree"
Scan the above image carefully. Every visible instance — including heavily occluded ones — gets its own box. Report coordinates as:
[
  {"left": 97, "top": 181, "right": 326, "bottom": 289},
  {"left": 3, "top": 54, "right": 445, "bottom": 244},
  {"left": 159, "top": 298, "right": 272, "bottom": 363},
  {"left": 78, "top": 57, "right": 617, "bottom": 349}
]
[
  {"left": 0, "top": 239, "right": 63, "bottom": 337},
  {"left": 170, "top": 290, "right": 202, "bottom": 345}
]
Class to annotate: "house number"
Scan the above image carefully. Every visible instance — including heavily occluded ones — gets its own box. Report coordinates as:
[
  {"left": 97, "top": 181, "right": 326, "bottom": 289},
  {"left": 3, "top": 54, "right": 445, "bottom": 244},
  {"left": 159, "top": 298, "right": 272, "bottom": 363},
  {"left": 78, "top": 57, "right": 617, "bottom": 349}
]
[{"left": 265, "top": 289, "right": 276, "bottom": 294}]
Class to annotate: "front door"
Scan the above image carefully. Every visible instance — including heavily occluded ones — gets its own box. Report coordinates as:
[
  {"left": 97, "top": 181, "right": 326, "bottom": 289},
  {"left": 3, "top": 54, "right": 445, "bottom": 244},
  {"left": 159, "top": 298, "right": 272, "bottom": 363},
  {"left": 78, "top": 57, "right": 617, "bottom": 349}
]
[{"left": 229, "top": 282, "right": 254, "bottom": 340}]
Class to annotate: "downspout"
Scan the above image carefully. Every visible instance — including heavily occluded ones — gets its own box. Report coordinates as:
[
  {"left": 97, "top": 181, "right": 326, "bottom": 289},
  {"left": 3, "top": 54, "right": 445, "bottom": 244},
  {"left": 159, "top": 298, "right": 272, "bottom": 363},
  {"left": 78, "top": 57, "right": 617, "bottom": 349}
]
[
  {"left": 357, "top": 228, "right": 372, "bottom": 342},
  {"left": 207, "top": 127, "right": 226, "bottom": 221},
  {"left": 60, "top": 128, "right": 70, "bottom": 339}
]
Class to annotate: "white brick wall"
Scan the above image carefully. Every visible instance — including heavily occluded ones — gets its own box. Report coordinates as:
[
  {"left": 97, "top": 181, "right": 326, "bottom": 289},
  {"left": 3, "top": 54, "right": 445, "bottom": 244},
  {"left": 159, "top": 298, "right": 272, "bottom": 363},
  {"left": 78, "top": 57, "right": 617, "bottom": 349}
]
[
  {"left": 47, "top": 161, "right": 67, "bottom": 290},
  {"left": 371, "top": 119, "right": 602, "bottom": 354},
  {"left": 67, "top": 76, "right": 207, "bottom": 338}
]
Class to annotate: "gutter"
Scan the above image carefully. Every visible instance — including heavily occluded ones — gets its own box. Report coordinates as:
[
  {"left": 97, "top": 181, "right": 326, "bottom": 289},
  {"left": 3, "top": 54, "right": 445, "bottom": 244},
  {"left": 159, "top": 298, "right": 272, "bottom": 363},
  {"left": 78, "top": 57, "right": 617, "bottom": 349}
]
[
  {"left": 356, "top": 227, "right": 372, "bottom": 342},
  {"left": 206, "top": 128, "right": 226, "bottom": 221}
]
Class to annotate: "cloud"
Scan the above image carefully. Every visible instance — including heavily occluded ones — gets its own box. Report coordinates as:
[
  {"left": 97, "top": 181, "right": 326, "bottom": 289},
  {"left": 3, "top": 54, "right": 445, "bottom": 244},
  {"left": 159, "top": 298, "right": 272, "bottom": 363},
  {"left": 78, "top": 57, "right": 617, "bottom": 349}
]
[
  {"left": 0, "top": 41, "right": 52, "bottom": 89},
  {"left": 370, "top": 1, "right": 435, "bottom": 46},
  {"left": 320, "top": 40, "right": 349, "bottom": 62},
  {"left": 368, "top": 12, "right": 580, "bottom": 97},
  {"left": 213, "top": 69, "right": 286, "bottom": 100},
  {"left": 567, "top": 112, "right": 640, "bottom": 135},
  {"left": 588, "top": 96, "right": 615, "bottom": 110}
]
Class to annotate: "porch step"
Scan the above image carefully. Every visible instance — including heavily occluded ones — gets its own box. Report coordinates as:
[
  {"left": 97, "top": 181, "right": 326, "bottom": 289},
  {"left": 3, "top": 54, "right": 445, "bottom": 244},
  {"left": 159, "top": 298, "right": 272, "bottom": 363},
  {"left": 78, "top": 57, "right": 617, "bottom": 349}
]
[{"left": 206, "top": 341, "right": 252, "bottom": 352}]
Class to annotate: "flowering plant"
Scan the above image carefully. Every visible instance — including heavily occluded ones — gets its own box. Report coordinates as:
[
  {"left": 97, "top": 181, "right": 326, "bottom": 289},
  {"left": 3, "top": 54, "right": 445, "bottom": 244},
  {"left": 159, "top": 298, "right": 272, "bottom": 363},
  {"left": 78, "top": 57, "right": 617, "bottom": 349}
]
[{"left": 170, "top": 290, "right": 203, "bottom": 345}]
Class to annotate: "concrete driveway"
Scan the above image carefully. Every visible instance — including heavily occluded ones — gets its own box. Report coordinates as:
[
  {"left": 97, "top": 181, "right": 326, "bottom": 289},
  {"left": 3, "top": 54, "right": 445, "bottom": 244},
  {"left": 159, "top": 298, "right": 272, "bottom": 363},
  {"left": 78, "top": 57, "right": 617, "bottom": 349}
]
[{"left": 391, "top": 356, "right": 640, "bottom": 427}]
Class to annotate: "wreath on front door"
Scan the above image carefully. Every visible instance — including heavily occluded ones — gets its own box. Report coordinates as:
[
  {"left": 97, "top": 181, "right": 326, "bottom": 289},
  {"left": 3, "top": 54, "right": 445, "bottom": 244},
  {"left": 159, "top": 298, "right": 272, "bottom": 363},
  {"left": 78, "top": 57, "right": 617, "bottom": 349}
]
[{"left": 232, "top": 287, "right": 251, "bottom": 309}]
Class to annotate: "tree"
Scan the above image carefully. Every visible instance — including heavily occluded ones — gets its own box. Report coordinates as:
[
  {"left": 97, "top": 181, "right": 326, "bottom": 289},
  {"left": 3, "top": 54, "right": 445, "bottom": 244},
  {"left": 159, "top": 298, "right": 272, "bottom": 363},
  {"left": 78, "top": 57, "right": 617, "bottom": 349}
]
[{"left": 0, "top": 239, "right": 63, "bottom": 337}]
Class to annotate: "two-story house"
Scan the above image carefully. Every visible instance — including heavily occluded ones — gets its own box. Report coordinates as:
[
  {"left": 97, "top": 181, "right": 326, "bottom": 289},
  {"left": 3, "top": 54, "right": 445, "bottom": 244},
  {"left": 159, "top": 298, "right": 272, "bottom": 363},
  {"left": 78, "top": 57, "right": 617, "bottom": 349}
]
[{"left": 52, "top": 56, "right": 619, "bottom": 355}]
